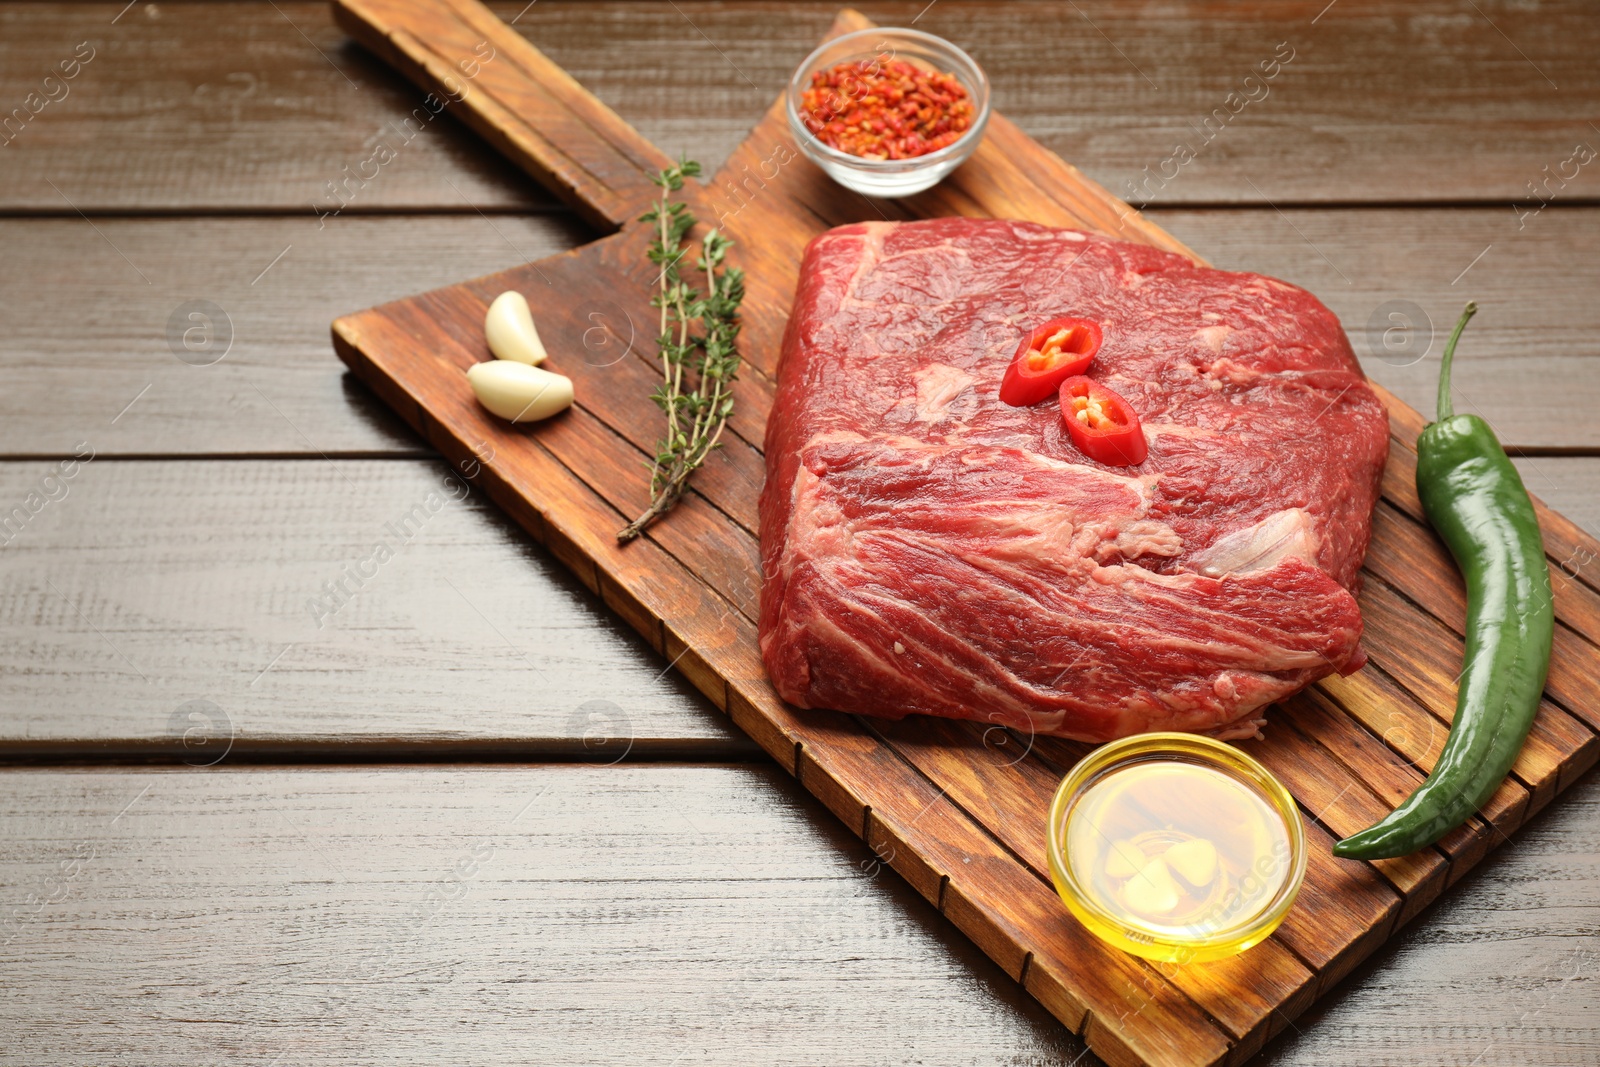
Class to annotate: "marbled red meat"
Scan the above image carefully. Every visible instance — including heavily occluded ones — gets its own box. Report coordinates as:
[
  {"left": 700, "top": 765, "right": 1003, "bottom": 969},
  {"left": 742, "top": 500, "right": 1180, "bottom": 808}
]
[{"left": 758, "top": 219, "right": 1389, "bottom": 742}]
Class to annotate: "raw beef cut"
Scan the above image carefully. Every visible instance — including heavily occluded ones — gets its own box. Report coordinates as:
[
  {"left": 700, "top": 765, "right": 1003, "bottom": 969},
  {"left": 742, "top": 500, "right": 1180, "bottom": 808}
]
[{"left": 758, "top": 218, "right": 1389, "bottom": 742}]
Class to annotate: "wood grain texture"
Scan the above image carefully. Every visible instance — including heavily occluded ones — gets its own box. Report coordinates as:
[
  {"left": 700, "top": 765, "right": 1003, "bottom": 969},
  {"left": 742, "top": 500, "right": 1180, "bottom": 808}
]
[
  {"left": 326, "top": 5, "right": 1600, "bottom": 1062},
  {"left": 1255, "top": 769, "right": 1600, "bottom": 1067},
  {"left": 0, "top": 459, "right": 746, "bottom": 757},
  {"left": 3, "top": 2, "right": 1597, "bottom": 211},
  {"left": 1516, "top": 457, "right": 1600, "bottom": 533},
  {"left": 332, "top": 0, "right": 674, "bottom": 230},
  {"left": 0, "top": 765, "right": 1083, "bottom": 1065},
  {"left": 2, "top": 452, "right": 1594, "bottom": 757},
  {"left": 0, "top": 215, "right": 587, "bottom": 457},
  {"left": 1153, "top": 207, "right": 1600, "bottom": 451},
  {"left": 1, "top": 765, "right": 1593, "bottom": 1067},
  {"left": 0, "top": 1, "right": 551, "bottom": 214},
  {"left": 3, "top": 209, "right": 1595, "bottom": 460},
  {"left": 4, "top": 1, "right": 1597, "bottom": 1064}
]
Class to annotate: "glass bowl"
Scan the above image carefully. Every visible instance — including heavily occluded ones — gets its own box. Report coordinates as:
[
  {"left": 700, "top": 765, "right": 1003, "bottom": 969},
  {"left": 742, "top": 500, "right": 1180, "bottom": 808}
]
[
  {"left": 785, "top": 27, "right": 990, "bottom": 198},
  {"left": 1045, "top": 733, "right": 1307, "bottom": 963}
]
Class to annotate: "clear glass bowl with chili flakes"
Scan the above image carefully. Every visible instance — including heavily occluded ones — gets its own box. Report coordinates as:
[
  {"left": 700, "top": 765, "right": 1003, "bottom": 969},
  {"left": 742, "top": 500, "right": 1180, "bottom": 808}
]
[{"left": 786, "top": 27, "right": 990, "bottom": 198}]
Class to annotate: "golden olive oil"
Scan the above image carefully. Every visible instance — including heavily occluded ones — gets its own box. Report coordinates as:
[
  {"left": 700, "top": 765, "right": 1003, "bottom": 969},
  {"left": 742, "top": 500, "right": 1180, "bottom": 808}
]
[{"left": 1063, "top": 760, "right": 1293, "bottom": 957}]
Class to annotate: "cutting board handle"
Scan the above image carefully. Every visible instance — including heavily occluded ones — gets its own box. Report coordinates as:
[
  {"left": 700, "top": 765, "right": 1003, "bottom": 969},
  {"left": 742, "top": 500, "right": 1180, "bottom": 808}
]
[{"left": 333, "top": 0, "right": 675, "bottom": 231}]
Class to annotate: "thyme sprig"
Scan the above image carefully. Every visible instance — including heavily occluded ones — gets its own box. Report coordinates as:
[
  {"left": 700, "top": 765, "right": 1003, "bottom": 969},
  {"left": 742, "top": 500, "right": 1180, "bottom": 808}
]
[{"left": 618, "top": 159, "right": 745, "bottom": 543}]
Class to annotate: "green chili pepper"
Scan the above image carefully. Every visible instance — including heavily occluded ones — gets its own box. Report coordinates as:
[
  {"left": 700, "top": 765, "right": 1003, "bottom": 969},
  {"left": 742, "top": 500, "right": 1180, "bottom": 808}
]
[{"left": 1333, "top": 303, "right": 1554, "bottom": 860}]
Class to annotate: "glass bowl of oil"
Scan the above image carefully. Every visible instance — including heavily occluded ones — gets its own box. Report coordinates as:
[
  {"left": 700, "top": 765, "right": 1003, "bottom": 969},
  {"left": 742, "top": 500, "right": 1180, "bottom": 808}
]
[{"left": 1046, "top": 733, "right": 1307, "bottom": 963}]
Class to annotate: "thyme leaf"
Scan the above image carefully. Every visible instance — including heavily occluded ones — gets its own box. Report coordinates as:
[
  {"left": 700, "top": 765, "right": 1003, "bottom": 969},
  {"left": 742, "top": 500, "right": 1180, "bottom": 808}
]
[{"left": 618, "top": 159, "right": 745, "bottom": 543}]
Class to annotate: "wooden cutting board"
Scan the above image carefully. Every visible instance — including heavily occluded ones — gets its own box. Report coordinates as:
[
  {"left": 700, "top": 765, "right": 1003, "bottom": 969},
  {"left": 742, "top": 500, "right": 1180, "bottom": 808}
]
[{"left": 328, "top": 3, "right": 1600, "bottom": 1063}]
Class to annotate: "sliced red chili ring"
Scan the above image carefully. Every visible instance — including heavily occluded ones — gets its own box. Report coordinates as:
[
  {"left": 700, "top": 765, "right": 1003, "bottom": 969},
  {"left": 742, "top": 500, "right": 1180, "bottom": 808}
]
[
  {"left": 1059, "top": 376, "right": 1148, "bottom": 467},
  {"left": 998, "top": 316, "right": 1103, "bottom": 407}
]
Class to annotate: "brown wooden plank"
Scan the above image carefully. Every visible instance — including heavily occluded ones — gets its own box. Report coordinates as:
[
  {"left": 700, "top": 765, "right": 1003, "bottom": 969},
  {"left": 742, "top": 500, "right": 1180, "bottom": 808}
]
[
  {"left": 676, "top": 628, "right": 1239, "bottom": 1061},
  {"left": 0, "top": 764, "right": 1089, "bottom": 1065},
  {"left": 1235, "top": 724, "right": 1448, "bottom": 926},
  {"left": 1283, "top": 690, "right": 1520, "bottom": 886},
  {"left": 1313, "top": 668, "right": 1531, "bottom": 870},
  {"left": 1356, "top": 577, "right": 1600, "bottom": 811},
  {"left": 1380, "top": 432, "right": 1600, "bottom": 621},
  {"left": 1250, "top": 769, "right": 1600, "bottom": 1066},
  {"left": 1365, "top": 500, "right": 1600, "bottom": 735},
  {"left": 333, "top": 0, "right": 673, "bottom": 231},
  {"left": 0, "top": 215, "right": 593, "bottom": 458},
  {"left": 1276, "top": 820, "right": 1400, "bottom": 997},
  {"left": 1155, "top": 209, "right": 1600, "bottom": 452},
  {"left": 4, "top": 2, "right": 1599, "bottom": 212},
  {"left": 792, "top": 722, "right": 1234, "bottom": 1067},
  {"left": 0, "top": 458, "right": 752, "bottom": 757},
  {"left": 8, "top": 763, "right": 1596, "bottom": 1065},
  {"left": 715, "top": 666, "right": 1238, "bottom": 1065},
  {"left": 0, "top": 1, "right": 551, "bottom": 214},
  {"left": 6, "top": 210, "right": 1600, "bottom": 458},
  {"left": 909, "top": 110, "right": 1201, "bottom": 261}
]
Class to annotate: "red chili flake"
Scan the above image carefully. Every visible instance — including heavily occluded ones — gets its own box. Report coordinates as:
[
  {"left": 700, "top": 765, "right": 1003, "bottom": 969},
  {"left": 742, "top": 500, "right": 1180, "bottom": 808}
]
[{"left": 800, "top": 56, "right": 975, "bottom": 160}]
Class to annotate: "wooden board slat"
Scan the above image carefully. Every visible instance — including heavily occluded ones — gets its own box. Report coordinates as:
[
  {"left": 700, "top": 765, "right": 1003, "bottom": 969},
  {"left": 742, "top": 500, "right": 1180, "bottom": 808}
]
[
  {"left": 1275, "top": 694, "right": 1510, "bottom": 889},
  {"left": 1356, "top": 577, "right": 1599, "bottom": 812},
  {"left": 1364, "top": 500, "right": 1600, "bottom": 736},
  {"left": 4, "top": 2, "right": 1599, "bottom": 212},
  {"left": 1235, "top": 716, "right": 1449, "bottom": 926},
  {"left": 1303, "top": 676, "right": 1530, "bottom": 886},
  {"left": 325, "top": 4, "right": 1600, "bottom": 1063}
]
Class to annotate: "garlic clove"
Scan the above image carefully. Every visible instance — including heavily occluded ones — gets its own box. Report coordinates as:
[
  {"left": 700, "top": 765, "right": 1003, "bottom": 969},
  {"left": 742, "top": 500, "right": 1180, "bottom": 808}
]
[
  {"left": 1104, "top": 838, "right": 1144, "bottom": 879},
  {"left": 467, "top": 360, "right": 573, "bottom": 422},
  {"left": 1122, "top": 858, "right": 1181, "bottom": 917},
  {"left": 484, "top": 291, "right": 547, "bottom": 366},
  {"left": 1164, "top": 838, "right": 1219, "bottom": 889}
]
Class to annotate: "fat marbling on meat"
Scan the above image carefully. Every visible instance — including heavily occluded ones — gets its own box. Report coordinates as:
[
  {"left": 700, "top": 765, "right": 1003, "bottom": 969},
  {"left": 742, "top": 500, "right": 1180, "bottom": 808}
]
[{"left": 758, "top": 219, "right": 1389, "bottom": 742}]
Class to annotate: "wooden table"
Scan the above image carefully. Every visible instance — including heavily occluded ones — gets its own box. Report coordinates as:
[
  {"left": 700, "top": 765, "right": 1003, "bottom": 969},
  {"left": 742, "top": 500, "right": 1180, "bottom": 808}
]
[{"left": 2, "top": 3, "right": 1596, "bottom": 1063}]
